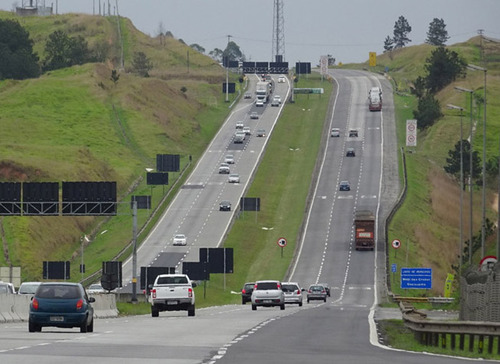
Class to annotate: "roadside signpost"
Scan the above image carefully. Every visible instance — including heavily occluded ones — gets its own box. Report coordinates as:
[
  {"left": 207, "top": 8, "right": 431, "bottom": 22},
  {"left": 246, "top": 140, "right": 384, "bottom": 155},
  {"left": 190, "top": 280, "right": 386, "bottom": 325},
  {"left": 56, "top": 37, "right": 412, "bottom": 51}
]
[
  {"left": 277, "top": 237, "right": 287, "bottom": 258},
  {"left": 401, "top": 268, "right": 432, "bottom": 289}
]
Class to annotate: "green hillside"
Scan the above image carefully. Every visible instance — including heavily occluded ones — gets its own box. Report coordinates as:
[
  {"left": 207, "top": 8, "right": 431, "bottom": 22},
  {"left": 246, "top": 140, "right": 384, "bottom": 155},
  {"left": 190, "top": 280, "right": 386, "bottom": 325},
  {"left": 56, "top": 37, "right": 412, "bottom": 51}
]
[{"left": 0, "top": 11, "right": 233, "bottom": 280}]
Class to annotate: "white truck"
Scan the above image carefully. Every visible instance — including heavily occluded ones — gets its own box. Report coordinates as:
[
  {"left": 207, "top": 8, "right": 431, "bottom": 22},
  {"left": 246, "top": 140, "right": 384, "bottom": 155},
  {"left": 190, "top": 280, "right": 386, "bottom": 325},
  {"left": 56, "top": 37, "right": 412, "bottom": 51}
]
[
  {"left": 368, "top": 86, "right": 382, "bottom": 111},
  {"left": 149, "top": 274, "right": 196, "bottom": 317},
  {"left": 255, "top": 81, "right": 270, "bottom": 103}
]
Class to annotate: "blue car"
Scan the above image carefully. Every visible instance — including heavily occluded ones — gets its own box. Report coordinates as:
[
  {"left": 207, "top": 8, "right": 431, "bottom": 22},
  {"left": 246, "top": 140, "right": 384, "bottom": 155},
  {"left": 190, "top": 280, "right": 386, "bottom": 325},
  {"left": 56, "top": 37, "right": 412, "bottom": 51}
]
[{"left": 29, "top": 282, "right": 95, "bottom": 333}]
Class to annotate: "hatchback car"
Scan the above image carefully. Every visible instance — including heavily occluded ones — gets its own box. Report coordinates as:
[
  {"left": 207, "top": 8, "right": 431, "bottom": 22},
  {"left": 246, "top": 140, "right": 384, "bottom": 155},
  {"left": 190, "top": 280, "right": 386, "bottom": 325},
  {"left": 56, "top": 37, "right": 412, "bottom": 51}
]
[
  {"left": 256, "top": 100, "right": 264, "bottom": 107},
  {"left": 28, "top": 282, "right": 95, "bottom": 333},
  {"left": 87, "top": 283, "right": 106, "bottom": 294},
  {"left": 250, "top": 112, "right": 259, "bottom": 119},
  {"left": 234, "top": 131, "right": 246, "bottom": 143},
  {"left": 273, "top": 95, "right": 282, "bottom": 104},
  {"left": 330, "top": 128, "right": 340, "bottom": 137},
  {"left": 244, "top": 92, "right": 252, "bottom": 99},
  {"left": 235, "top": 121, "right": 244, "bottom": 129},
  {"left": 251, "top": 280, "right": 285, "bottom": 310},
  {"left": 307, "top": 284, "right": 328, "bottom": 303},
  {"left": 173, "top": 234, "right": 187, "bottom": 246},
  {"left": 346, "top": 148, "right": 355, "bottom": 157},
  {"left": 228, "top": 174, "right": 240, "bottom": 183},
  {"left": 18, "top": 281, "right": 41, "bottom": 295},
  {"left": 0, "top": 281, "right": 16, "bottom": 294},
  {"left": 256, "top": 129, "right": 266, "bottom": 137},
  {"left": 271, "top": 99, "right": 280, "bottom": 107},
  {"left": 219, "top": 164, "right": 230, "bottom": 174},
  {"left": 339, "top": 181, "right": 351, "bottom": 191},
  {"left": 281, "top": 282, "right": 303, "bottom": 306},
  {"left": 219, "top": 200, "right": 231, "bottom": 211},
  {"left": 349, "top": 129, "right": 359, "bottom": 137},
  {"left": 243, "top": 126, "right": 251, "bottom": 135},
  {"left": 278, "top": 76, "right": 286, "bottom": 83},
  {"left": 224, "top": 154, "right": 235, "bottom": 164},
  {"left": 241, "top": 282, "right": 255, "bottom": 304}
]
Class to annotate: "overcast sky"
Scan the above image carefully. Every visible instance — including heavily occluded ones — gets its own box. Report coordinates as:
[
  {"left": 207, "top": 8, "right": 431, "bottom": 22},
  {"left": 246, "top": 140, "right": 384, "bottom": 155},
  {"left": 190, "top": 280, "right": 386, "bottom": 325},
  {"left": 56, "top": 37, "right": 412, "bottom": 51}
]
[{"left": 4, "top": 0, "right": 500, "bottom": 64}]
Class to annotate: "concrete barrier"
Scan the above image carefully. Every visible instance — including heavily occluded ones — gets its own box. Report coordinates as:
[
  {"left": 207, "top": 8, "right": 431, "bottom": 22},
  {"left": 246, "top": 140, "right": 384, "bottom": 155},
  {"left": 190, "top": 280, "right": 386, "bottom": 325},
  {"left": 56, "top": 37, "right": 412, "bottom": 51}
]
[{"left": 0, "top": 293, "right": 118, "bottom": 323}]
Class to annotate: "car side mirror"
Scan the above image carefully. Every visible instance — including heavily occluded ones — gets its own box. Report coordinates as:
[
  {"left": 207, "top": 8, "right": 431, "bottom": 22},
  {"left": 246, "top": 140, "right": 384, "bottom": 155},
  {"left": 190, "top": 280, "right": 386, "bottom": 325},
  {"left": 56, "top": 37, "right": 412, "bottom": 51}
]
[
  {"left": 88, "top": 297, "right": 96, "bottom": 303},
  {"left": 148, "top": 284, "right": 153, "bottom": 290},
  {"left": 191, "top": 282, "right": 197, "bottom": 288}
]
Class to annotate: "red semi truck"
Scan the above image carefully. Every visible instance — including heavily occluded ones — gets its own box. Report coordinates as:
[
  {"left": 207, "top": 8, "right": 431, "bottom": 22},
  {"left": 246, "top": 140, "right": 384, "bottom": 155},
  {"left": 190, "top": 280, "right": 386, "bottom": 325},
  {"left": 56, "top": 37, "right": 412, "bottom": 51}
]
[{"left": 354, "top": 210, "right": 375, "bottom": 250}]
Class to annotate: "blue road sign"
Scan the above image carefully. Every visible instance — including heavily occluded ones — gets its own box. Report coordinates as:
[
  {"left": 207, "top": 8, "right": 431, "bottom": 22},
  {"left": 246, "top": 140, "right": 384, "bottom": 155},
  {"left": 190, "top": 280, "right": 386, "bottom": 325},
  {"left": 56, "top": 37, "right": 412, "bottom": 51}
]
[
  {"left": 391, "top": 263, "right": 397, "bottom": 273},
  {"left": 401, "top": 268, "right": 432, "bottom": 289}
]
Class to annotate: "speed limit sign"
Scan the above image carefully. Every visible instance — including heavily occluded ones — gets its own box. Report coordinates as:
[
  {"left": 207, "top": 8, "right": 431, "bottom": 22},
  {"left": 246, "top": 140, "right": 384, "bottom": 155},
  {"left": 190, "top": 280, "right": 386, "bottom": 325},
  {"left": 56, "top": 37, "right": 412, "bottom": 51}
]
[
  {"left": 392, "top": 239, "right": 401, "bottom": 249},
  {"left": 277, "top": 237, "right": 287, "bottom": 247}
]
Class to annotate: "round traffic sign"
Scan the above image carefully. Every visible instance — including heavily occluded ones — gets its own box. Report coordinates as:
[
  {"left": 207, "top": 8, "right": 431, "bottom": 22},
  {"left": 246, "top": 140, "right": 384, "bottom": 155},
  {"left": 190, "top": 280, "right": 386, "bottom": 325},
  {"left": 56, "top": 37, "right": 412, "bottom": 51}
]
[
  {"left": 277, "top": 237, "right": 287, "bottom": 247},
  {"left": 479, "top": 255, "right": 497, "bottom": 271},
  {"left": 392, "top": 239, "right": 401, "bottom": 249}
]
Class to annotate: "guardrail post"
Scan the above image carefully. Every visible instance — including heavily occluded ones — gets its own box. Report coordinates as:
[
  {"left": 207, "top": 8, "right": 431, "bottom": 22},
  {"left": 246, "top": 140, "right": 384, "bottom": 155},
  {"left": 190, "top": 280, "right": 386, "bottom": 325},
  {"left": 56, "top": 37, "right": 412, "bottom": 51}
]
[
  {"left": 469, "top": 334, "right": 475, "bottom": 352},
  {"left": 460, "top": 334, "right": 465, "bottom": 350},
  {"left": 441, "top": 333, "right": 447, "bottom": 349},
  {"left": 451, "top": 333, "right": 456, "bottom": 350},
  {"left": 497, "top": 336, "right": 500, "bottom": 355},
  {"left": 433, "top": 333, "right": 439, "bottom": 347},
  {"left": 478, "top": 335, "right": 484, "bottom": 354},
  {"left": 487, "top": 335, "right": 493, "bottom": 354}
]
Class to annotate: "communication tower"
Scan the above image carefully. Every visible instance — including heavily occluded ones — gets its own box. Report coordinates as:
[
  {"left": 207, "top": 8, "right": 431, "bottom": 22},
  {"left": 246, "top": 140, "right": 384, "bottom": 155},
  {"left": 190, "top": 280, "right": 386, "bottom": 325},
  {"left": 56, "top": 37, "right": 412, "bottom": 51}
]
[{"left": 272, "top": 0, "right": 285, "bottom": 62}]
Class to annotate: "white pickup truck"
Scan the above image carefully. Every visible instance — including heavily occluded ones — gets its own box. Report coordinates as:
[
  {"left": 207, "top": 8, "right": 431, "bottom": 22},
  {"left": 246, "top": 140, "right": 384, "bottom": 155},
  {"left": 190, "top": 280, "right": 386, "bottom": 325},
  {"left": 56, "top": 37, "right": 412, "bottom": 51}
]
[{"left": 149, "top": 274, "right": 196, "bottom": 317}]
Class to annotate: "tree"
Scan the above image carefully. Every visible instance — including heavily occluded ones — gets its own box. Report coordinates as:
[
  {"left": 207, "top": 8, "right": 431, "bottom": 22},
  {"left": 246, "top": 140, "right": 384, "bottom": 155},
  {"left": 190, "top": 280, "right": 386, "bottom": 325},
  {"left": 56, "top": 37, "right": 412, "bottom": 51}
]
[
  {"left": 413, "top": 93, "right": 442, "bottom": 130},
  {"left": 424, "top": 47, "right": 466, "bottom": 93},
  {"left": 43, "top": 30, "right": 93, "bottom": 71},
  {"left": 131, "top": 51, "right": 153, "bottom": 77},
  {"left": 426, "top": 18, "right": 449, "bottom": 46},
  {"left": 0, "top": 19, "right": 40, "bottom": 80},
  {"left": 190, "top": 43, "right": 205, "bottom": 54},
  {"left": 393, "top": 16, "right": 412, "bottom": 49},
  {"left": 410, "top": 76, "right": 427, "bottom": 99},
  {"left": 223, "top": 41, "right": 245, "bottom": 62},
  {"left": 209, "top": 48, "right": 223, "bottom": 63},
  {"left": 383, "top": 35, "right": 394, "bottom": 53},
  {"left": 444, "top": 139, "right": 482, "bottom": 185}
]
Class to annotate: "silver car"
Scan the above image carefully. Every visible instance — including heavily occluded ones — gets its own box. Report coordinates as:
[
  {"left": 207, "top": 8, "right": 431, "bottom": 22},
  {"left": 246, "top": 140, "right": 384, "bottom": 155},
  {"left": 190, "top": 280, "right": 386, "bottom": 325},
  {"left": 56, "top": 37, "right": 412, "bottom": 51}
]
[
  {"left": 251, "top": 280, "right": 285, "bottom": 310},
  {"left": 307, "top": 284, "right": 328, "bottom": 303},
  {"left": 282, "top": 282, "right": 303, "bottom": 306}
]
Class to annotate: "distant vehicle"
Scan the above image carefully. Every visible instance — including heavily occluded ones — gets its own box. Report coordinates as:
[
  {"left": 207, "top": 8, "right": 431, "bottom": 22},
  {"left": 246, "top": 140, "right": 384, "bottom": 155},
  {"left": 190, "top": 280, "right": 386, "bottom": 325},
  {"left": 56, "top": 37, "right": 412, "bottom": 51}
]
[
  {"left": 251, "top": 280, "right": 285, "bottom": 310},
  {"left": 255, "top": 100, "right": 265, "bottom": 107},
  {"left": 317, "top": 283, "right": 331, "bottom": 297},
  {"left": 281, "top": 282, "right": 303, "bottom": 306},
  {"left": 224, "top": 154, "right": 235, "bottom": 164},
  {"left": 28, "top": 282, "right": 95, "bottom": 333},
  {"left": 243, "top": 126, "right": 251, "bottom": 135},
  {"left": 349, "top": 129, "right": 358, "bottom": 137},
  {"left": 368, "top": 86, "right": 382, "bottom": 111},
  {"left": 18, "top": 282, "right": 41, "bottom": 295},
  {"left": 173, "top": 234, "right": 187, "bottom": 246},
  {"left": 273, "top": 95, "right": 282, "bottom": 104},
  {"left": 256, "top": 81, "right": 270, "bottom": 103},
  {"left": 330, "top": 128, "right": 340, "bottom": 137},
  {"left": 354, "top": 210, "right": 375, "bottom": 251},
  {"left": 219, "top": 164, "right": 230, "bottom": 174},
  {"left": 219, "top": 200, "right": 231, "bottom": 211},
  {"left": 234, "top": 131, "right": 246, "bottom": 143},
  {"left": 228, "top": 174, "right": 240, "bottom": 183},
  {"left": 0, "top": 281, "right": 16, "bottom": 294},
  {"left": 149, "top": 274, "right": 196, "bottom": 317},
  {"left": 346, "top": 148, "right": 355, "bottom": 157},
  {"left": 236, "top": 121, "right": 244, "bottom": 129},
  {"left": 256, "top": 129, "right": 266, "bottom": 137},
  {"left": 271, "top": 99, "right": 280, "bottom": 107},
  {"left": 250, "top": 112, "right": 259, "bottom": 119},
  {"left": 244, "top": 92, "right": 252, "bottom": 99},
  {"left": 278, "top": 76, "right": 286, "bottom": 83},
  {"left": 339, "top": 181, "right": 351, "bottom": 191},
  {"left": 87, "top": 283, "right": 106, "bottom": 294},
  {"left": 241, "top": 282, "right": 255, "bottom": 304},
  {"left": 307, "top": 284, "right": 327, "bottom": 303}
]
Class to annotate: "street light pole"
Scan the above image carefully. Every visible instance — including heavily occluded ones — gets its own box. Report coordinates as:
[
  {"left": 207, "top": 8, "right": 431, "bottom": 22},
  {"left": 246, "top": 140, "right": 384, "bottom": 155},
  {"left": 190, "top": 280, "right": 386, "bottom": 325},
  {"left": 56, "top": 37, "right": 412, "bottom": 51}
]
[
  {"left": 448, "top": 104, "right": 465, "bottom": 270},
  {"left": 225, "top": 35, "right": 232, "bottom": 103},
  {"left": 468, "top": 64, "right": 487, "bottom": 259},
  {"left": 455, "top": 86, "right": 474, "bottom": 265}
]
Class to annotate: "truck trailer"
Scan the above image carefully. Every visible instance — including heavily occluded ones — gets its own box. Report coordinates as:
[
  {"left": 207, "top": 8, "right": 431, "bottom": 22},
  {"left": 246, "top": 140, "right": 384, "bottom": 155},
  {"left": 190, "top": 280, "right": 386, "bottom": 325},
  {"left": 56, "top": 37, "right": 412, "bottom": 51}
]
[
  {"left": 354, "top": 210, "right": 375, "bottom": 251},
  {"left": 368, "top": 87, "right": 382, "bottom": 111},
  {"left": 256, "top": 81, "right": 270, "bottom": 103}
]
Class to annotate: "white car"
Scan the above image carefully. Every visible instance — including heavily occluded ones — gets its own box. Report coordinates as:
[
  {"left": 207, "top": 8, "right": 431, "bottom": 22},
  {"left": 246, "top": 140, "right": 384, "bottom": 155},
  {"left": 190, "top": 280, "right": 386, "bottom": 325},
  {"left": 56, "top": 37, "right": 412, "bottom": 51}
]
[
  {"left": 250, "top": 112, "right": 259, "bottom": 119},
  {"left": 243, "top": 126, "right": 251, "bottom": 135},
  {"left": 273, "top": 95, "right": 282, "bottom": 104},
  {"left": 173, "top": 234, "right": 187, "bottom": 246},
  {"left": 278, "top": 76, "right": 286, "bottom": 83},
  {"left": 330, "top": 128, "right": 340, "bottom": 137},
  {"left": 219, "top": 164, "right": 230, "bottom": 174},
  {"left": 256, "top": 100, "right": 264, "bottom": 107},
  {"left": 228, "top": 174, "right": 240, "bottom": 183},
  {"left": 224, "top": 154, "right": 235, "bottom": 164},
  {"left": 236, "top": 121, "right": 244, "bottom": 129},
  {"left": 87, "top": 283, "right": 106, "bottom": 294},
  {"left": 17, "top": 281, "right": 41, "bottom": 295}
]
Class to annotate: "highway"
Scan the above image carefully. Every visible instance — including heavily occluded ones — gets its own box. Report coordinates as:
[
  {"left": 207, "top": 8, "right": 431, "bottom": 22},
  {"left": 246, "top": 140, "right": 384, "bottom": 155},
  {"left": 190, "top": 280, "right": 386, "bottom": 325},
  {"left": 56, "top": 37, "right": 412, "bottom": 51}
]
[{"left": 1, "top": 70, "right": 494, "bottom": 363}]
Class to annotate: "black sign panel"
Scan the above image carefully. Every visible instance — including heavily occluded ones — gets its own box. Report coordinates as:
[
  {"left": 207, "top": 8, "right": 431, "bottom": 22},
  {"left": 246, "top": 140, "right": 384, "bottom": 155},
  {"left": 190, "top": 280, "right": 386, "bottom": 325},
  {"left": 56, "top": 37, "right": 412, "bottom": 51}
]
[
  {"left": 101, "top": 261, "right": 122, "bottom": 291},
  {"left": 43, "top": 261, "right": 70, "bottom": 280},
  {"left": 22, "top": 182, "right": 59, "bottom": 215},
  {"left": 222, "top": 82, "right": 236, "bottom": 94},
  {"left": 131, "top": 195, "right": 151, "bottom": 209},
  {"left": 182, "top": 261, "right": 209, "bottom": 281},
  {"left": 296, "top": 62, "right": 311, "bottom": 74},
  {"left": 269, "top": 62, "right": 289, "bottom": 74},
  {"left": 156, "top": 154, "right": 180, "bottom": 172},
  {"left": 140, "top": 266, "right": 175, "bottom": 291},
  {"left": 199, "top": 248, "right": 233, "bottom": 274},
  {"left": 62, "top": 181, "right": 116, "bottom": 215},
  {"left": 147, "top": 172, "right": 168, "bottom": 185},
  {"left": 240, "top": 197, "right": 261, "bottom": 211},
  {"left": 228, "top": 60, "right": 239, "bottom": 68},
  {"left": 0, "top": 182, "right": 21, "bottom": 215}
]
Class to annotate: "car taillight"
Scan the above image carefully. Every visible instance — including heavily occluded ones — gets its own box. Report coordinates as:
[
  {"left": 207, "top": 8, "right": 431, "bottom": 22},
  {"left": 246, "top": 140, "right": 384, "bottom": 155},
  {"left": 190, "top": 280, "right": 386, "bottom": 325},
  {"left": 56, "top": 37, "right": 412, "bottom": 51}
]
[
  {"left": 242, "top": 289, "right": 246, "bottom": 294},
  {"left": 152, "top": 289, "right": 157, "bottom": 299},
  {"left": 308, "top": 290, "right": 312, "bottom": 293},
  {"left": 76, "top": 299, "right": 83, "bottom": 310},
  {"left": 296, "top": 290, "right": 301, "bottom": 294},
  {"left": 32, "top": 298, "right": 39, "bottom": 310},
  {"left": 277, "top": 283, "right": 281, "bottom": 290},
  {"left": 188, "top": 288, "right": 193, "bottom": 298}
]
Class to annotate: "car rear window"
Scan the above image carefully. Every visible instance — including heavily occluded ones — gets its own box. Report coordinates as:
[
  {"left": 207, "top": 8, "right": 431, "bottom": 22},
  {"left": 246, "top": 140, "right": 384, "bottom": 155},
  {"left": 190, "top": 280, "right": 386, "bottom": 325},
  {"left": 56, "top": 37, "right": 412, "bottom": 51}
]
[
  {"left": 282, "top": 284, "right": 298, "bottom": 292},
  {"left": 310, "top": 286, "right": 324, "bottom": 292},
  {"left": 37, "top": 285, "right": 81, "bottom": 299},
  {"left": 157, "top": 276, "right": 188, "bottom": 284},
  {"left": 256, "top": 282, "right": 279, "bottom": 290}
]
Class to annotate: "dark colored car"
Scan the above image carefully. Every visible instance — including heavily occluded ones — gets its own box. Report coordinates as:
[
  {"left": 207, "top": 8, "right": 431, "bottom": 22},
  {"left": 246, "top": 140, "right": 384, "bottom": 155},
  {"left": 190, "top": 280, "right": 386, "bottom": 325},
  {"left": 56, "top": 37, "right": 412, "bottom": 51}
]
[
  {"left": 339, "top": 181, "right": 351, "bottom": 191},
  {"left": 219, "top": 200, "right": 231, "bottom": 211},
  {"left": 241, "top": 282, "right": 254, "bottom": 304},
  {"left": 346, "top": 148, "right": 355, "bottom": 157},
  {"left": 29, "top": 282, "right": 95, "bottom": 333},
  {"left": 318, "top": 283, "right": 331, "bottom": 297},
  {"left": 349, "top": 129, "right": 358, "bottom": 137}
]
